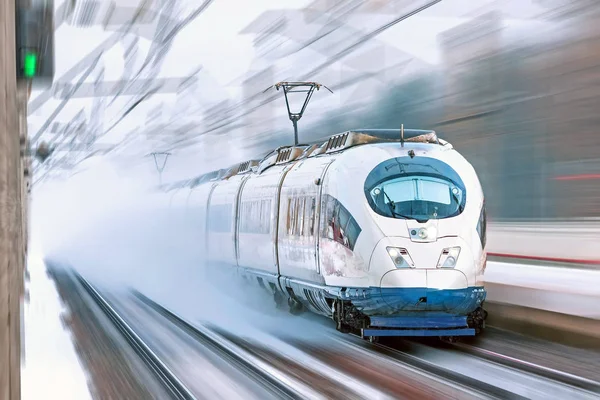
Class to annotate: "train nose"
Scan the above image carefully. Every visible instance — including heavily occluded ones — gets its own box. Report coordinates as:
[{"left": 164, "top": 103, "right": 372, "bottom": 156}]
[
  {"left": 379, "top": 269, "right": 469, "bottom": 313},
  {"left": 380, "top": 268, "right": 467, "bottom": 289}
]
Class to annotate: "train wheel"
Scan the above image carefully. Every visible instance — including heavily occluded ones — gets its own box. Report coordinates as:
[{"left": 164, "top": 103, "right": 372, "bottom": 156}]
[{"left": 368, "top": 336, "right": 379, "bottom": 344}]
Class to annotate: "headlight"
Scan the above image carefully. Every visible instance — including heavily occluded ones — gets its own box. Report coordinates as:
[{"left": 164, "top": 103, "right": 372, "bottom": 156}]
[
  {"left": 437, "top": 247, "right": 461, "bottom": 268},
  {"left": 386, "top": 247, "right": 414, "bottom": 268}
]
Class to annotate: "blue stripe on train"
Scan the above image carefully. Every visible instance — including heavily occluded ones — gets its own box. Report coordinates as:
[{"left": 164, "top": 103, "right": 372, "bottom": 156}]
[
  {"left": 328, "top": 286, "right": 486, "bottom": 316},
  {"left": 236, "top": 267, "right": 486, "bottom": 329}
]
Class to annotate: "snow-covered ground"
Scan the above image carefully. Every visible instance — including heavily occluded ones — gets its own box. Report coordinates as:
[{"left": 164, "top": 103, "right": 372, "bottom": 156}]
[{"left": 21, "top": 251, "right": 92, "bottom": 400}]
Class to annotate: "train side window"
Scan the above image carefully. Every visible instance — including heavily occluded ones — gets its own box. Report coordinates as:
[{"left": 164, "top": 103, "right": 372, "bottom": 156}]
[
  {"left": 239, "top": 200, "right": 270, "bottom": 234},
  {"left": 297, "top": 197, "right": 302, "bottom": 236},
  {"left": 301, "top": 197, "right": 307, "bottom": 237},
  {"left": 298, "top": 197, "right": 303, "bottom": 236},
  {"left": 288, "top": 198, "right": 293, "bottom": 236},
  {"left": 291, "top": 197, "right": 300, "bottom": 237},
  {"left": 290, "top": 197, "right": 296, "bottom": 236},
  {"left": 286, "top": 198, "right": 292, "bottom": 235},
  {"left": 296, "top": 197, "right": 302, "bottom": 236},
  {"left": 306, "top": 197, "right": 315, "bottom": 237}
]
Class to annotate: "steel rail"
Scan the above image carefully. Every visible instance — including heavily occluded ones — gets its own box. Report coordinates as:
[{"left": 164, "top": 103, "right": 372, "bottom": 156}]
[
  {"left": 74, "top": 273, "right": 197, "bottom": 400},
  {"left": 451, "top": 342, "right": 600, "bottom": 395},
  {"left": 339, "top": 333, "right": 528, "bottom": 400},
  {"left": 133, "top": 291, "right": 324, "bottom": 400}
]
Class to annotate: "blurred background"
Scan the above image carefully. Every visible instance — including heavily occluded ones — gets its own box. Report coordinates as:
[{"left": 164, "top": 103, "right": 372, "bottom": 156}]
[
  {"left": 30, "top": 0, "right": 600, "bottom": 221},
  {"left": 18, "top": 0, "right": 600, "bottom": 399}
]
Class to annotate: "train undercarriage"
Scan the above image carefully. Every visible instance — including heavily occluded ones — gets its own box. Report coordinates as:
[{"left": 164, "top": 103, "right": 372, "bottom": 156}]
[{"left": 275, "top": 290, "right": 488, "bottom": 343}]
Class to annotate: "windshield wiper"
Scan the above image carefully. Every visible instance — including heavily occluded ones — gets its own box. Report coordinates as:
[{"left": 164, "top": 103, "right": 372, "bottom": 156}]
[{"left": 381, "top": 189, "right": 414, "bottom": 220}]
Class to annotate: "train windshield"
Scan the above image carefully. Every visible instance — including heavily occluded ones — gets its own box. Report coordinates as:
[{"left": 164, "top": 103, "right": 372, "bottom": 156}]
[{"left": 364, "top": 156, "right": 466, "bottom": 222}]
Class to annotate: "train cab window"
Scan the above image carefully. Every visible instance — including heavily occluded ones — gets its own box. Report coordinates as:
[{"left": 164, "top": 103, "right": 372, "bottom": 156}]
[
  {"left": 338, "top": 206, "right": 350, "bottom": 235},
  {"left": 365, "top": 156, "right": 467, "bottom": 222},
  {"left": 321, "top": 194, "right": 361, "bottom": 251},
  {"left": 345, "top": 218, "right": 360, "bottom": 249}
]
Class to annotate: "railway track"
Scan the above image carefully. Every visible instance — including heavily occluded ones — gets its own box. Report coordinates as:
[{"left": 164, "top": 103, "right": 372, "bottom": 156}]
[
  {"left": 338, "top": 334, "right": 526, "bottom": 400},
  {"left": 335, "top": 333, "right": 600, "bottom": 399},
  {"left": 450, "top": 342, "right": 600, "bottom": 395},
  {"left": 77, "top": 273, "right": 327, "bottom": 399},
  {"left": 76, "top": 271, "right": 600, "bottom": 399},
  {"left": 75, "top": 273, "right": 197, "bottom": 400},
  {"left": 131, "top": 291, "right": 328, "bottom": 400}
]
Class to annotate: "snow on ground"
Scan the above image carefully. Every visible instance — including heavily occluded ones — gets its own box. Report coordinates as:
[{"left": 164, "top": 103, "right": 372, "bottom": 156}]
[{"left": 21, "top": 251, "right": 92, "bottom": 400}]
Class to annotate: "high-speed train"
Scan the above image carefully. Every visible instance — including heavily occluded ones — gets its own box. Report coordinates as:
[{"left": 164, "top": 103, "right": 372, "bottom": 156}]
[{"left": 164, "top": 129, "right": 488, "bottom": 340}]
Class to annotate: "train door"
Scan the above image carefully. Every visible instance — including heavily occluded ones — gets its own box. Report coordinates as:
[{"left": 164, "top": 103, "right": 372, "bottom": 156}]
[
  {"left": 187, "top": 183, "right": 212, "bottom": 264},
  {"left": 233, "top": 175, "right": 251, "bottom": 263},
  {"left": 314, "top": 160, "right": 334, "bottom": 275},
  {"left": 205, "top": 176, "right": 245, "bottom": 268},
  {"left": 204, "top": 183, "right": 217, "bottom": 258},
  {"left": 237, "top": 165, "right": 285, "bottom": 277},
  {"left": 278, "top": 157, "right": 334, "bottom": 282}
]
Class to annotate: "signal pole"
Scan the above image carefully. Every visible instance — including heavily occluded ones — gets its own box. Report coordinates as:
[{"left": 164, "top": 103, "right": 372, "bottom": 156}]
[
  {"left": 1, "top": 1, "right": 52, "bottom": 398},
  {"left": 1, "top": 0, "right": 26, "bottom": 398}
]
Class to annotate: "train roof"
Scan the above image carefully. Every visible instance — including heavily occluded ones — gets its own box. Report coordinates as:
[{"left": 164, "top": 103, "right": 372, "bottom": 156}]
[{"left": 160, "top": 128, "right": 449, "bottom": 191}]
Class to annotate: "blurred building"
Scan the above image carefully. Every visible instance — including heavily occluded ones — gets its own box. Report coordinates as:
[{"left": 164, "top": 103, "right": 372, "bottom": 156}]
[
  {"left": 69, "top": 0, "right": 155, "bottom": 28},
  {"left": 437, "top": 11, "right": 525, "bottom": 220},
  {"left": 436, "top": 3, "right": 600, "bottom": 219}
]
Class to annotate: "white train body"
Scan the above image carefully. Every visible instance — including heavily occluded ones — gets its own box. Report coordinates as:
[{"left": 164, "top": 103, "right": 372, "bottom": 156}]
[{"left": 165, "top": 129, "right": 488, "bottom": 337}]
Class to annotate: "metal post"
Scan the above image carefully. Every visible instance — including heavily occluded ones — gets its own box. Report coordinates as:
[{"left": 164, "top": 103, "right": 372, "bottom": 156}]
[
  {"left": 150, "top": 152, "right": 171, "bottom": 186},
  {"left": 292, "top": 118, "right": 299, "bottom": 146},
  {"left": 264, "top": 82, "right": 332, "bottom": 146}
]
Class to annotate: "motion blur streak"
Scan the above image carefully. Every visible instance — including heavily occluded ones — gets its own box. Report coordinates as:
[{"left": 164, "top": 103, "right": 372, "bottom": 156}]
[
  {"left": 31, "top": 158, "right": 322, "bottom": 342},
  {"left": 553, "top": 174, "right": 600, "bottom": 181}
]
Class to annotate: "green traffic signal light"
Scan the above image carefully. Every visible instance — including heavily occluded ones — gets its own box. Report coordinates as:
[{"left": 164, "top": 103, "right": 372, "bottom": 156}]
[{"left": 23, "top": 51, "right": 37, "bottom": 77}]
